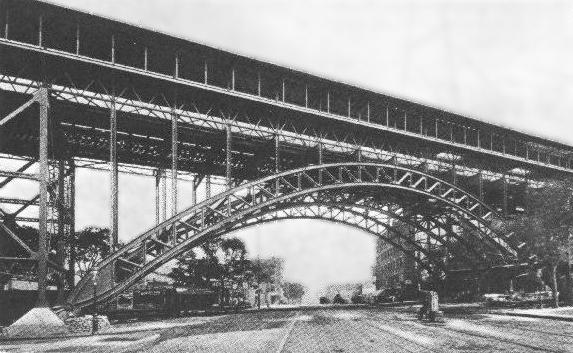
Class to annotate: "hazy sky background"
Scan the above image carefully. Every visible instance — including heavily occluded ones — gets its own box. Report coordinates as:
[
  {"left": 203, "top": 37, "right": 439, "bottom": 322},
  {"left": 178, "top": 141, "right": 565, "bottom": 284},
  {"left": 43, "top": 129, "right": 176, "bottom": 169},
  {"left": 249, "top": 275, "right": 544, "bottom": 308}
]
[{"left": 8, "top": 0, "right": 573, "bottom": 296}]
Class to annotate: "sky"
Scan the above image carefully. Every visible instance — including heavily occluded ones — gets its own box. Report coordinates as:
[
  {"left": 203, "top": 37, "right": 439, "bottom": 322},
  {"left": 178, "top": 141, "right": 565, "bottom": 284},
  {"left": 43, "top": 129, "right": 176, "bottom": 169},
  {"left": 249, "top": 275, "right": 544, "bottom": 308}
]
[{"left": 6, "top": 0, "right": 573, "bottom": 297}]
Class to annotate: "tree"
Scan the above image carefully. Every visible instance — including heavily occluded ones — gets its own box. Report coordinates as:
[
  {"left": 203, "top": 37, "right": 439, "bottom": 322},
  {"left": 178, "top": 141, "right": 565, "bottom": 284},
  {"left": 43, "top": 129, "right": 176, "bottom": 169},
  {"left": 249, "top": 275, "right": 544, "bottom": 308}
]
[
  {"left": 283, "top": 282, "right": 305, "bottom": 303},
  {"left": 169, "top": 250, "right": 221, "bottom": 289},
  {"left": 74, "top": 227, "right": 110, "bottom": 278},
  {"left": 169, "top": 237, "right": 251, "bottom": 304},
  {"left": 501, "top": 179, "right": 573, "bottom": 307},
  {"left": 219, "top": 237, "right": 250, "bottom": 292},
  {"left": 250, "top": 257, "right": 284, "bottom": 284}
]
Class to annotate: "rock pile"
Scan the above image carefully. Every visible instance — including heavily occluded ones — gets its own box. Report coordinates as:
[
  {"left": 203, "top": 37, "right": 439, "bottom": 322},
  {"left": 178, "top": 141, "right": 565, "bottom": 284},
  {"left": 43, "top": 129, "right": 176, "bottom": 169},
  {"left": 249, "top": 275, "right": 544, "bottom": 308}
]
[
  {"left": 65, "top": 315, "right": 111, "bottom": 334},
  {"left": 1, "top": 307, "right": 68, "bottom": 338}
]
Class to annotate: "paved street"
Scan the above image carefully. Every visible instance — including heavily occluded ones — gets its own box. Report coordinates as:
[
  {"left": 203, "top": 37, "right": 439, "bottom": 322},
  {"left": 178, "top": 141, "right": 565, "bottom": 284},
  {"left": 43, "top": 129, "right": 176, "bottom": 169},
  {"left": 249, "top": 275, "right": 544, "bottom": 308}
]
[{"left": 2, "top": 306, "right": 573, "bottom": 352}]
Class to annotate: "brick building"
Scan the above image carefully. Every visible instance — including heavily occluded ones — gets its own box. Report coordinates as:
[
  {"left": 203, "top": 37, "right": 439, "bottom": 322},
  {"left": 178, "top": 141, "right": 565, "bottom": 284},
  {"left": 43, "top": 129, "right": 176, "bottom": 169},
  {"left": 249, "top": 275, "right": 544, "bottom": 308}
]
[{"left": 373, "top": 222, "right": 418, "bottom": 290}]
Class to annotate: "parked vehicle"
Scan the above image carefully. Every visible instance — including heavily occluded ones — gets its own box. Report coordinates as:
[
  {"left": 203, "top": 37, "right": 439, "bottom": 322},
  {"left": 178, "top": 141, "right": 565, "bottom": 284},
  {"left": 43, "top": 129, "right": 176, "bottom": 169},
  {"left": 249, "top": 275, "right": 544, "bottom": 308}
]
[
  {"left": 103, "top": 286, "right": 218, "bottom": 319},
  {"left": 376, "top": 288, "right": 400, "bottom": 303},
  {"left": 483, "top": 291, "right": 555, "bottom": 307}
]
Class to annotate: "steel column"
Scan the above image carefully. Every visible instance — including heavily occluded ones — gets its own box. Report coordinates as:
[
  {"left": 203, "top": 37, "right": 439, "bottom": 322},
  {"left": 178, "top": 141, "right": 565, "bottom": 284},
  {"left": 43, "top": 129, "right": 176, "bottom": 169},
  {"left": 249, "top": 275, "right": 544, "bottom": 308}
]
[
  {"left": 67, "top": 160, "right": 76, "bottom": 289},
  {"left": 502, "top": 175, "right": 508, "bottom": 215},
  {"left": 38, "top": 15, "right": 43, "bottom": 47},
  {"left": 37, "top": 87, "right": 49, "bottom": 307},
  {"left": 171, "top": 113, "right": 179, "bottom": 216},
  {"left": 4, "top": 9, "right": 8, "bottom": 39},
  {"left": 56, "top": 160, "right": 66, "bottom": 304},
  {"left": 161, "top": 170, "right": 167, "bottom": 221},
  {"left": 275, "top": 134, "right": 280, "bottom": 194},
  {"left": 155, "top": 168, "right": 161, "bottom": 228},
  {"left": 257, "top": 72, "right": 261, "bottom": 96},
  {"left": 111, "top": 34, "right": 116, "bottom": 64},
  {"left": 478, "top": 172, "right": 483, "bottom": 201},
  {"left": 231, "top": 68, "right": 235, "bottom": 90},
  {"left": 191, "top": 176, "right": 198, "bottom": 205},
  {"left": 144, "top": 47, "right": 148, "bottom": 71},
  {"left": 75, "top": 23, "right": 80, "bottom": 55},
  {"left": 109, "top": 94, "right": 118, "bottom": 249},
  {"left": 275, "top": 134, "right": 280, "bottom": 172},
  {"left": 318, "top": 142, "right": 324, "bottom": 184},
  {"left": 204, "top": 61, "right": 208, "bottom": 84},
  {"left": 206, "top": 175, "right": 211, "bottom": 198},
  {"left": 171, "top": 112, "right": 178, "bottom": 242},
  {"left": 226, "top": 124, "right": 232, "bottom": 189}
]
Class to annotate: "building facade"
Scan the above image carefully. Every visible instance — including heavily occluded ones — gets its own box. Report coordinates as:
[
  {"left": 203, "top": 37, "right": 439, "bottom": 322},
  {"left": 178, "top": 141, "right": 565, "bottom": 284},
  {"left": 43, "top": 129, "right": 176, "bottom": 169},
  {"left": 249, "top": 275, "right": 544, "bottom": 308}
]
[{"left": 373, "top": 222, "right": 418, "bottom": 290}]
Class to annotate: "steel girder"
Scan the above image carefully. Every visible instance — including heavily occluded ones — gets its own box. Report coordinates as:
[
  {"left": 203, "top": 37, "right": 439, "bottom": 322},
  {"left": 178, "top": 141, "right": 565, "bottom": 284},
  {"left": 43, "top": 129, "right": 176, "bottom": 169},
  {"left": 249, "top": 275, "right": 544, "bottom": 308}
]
[
  {"left": 67, "top": 162, "right": 518, "bottom": 309},
  {"left": 243, "top": 192, "right": 487, "bottom": 265}
]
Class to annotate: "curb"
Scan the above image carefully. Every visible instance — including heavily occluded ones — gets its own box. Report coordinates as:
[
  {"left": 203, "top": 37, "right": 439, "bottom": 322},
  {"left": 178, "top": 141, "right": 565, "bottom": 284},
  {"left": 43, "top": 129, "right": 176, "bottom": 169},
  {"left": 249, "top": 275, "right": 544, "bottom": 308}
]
[
  {"left": 0, "top": 322, "right": 195, "bottom": 343},
  {"left": 497, "top": 311, "right": 573, "bottom": 322}
]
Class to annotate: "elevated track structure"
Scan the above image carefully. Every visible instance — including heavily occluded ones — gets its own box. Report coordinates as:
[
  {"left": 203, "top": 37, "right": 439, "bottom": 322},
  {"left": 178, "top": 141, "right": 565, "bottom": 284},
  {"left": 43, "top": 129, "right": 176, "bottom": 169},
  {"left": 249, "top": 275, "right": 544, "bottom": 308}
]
[{"left": 0, "top": 0, "right": 572, "bottom": 310}]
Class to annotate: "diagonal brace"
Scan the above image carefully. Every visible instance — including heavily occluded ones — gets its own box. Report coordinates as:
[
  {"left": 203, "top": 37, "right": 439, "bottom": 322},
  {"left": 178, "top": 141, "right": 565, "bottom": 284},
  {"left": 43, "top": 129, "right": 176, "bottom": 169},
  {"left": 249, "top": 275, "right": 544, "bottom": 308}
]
[{"left": 0, "top": 90, "right": 43, "bottom": 127}]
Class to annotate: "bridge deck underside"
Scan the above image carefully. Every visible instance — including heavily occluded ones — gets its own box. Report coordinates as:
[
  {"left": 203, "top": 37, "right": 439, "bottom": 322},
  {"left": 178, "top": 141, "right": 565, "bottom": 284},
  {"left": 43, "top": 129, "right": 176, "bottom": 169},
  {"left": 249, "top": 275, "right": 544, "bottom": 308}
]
[{"left": 0, "top": 89, "right": 528, "bottom": 216}]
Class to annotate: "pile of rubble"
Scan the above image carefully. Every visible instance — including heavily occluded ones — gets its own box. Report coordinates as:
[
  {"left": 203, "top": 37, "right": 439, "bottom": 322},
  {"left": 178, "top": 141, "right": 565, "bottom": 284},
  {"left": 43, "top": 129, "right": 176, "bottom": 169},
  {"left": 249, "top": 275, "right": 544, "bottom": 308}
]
[{"left": 65, "top": 315, "right": 111, "bottom": 334}]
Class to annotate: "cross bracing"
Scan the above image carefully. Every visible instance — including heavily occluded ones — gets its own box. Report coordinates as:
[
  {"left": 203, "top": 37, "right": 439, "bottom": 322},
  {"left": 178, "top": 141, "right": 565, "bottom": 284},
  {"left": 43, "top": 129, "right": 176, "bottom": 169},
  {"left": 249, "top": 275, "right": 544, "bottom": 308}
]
[{"left": 0, "top": 0, "right": 570, "bottom": 310}]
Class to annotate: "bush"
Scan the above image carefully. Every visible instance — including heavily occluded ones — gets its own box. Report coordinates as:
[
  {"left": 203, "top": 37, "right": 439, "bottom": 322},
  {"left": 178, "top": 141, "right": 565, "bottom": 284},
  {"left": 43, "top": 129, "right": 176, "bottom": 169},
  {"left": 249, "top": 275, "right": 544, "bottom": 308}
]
[{"left": 333, "top": 294, "right": 347, "bottom": 304}]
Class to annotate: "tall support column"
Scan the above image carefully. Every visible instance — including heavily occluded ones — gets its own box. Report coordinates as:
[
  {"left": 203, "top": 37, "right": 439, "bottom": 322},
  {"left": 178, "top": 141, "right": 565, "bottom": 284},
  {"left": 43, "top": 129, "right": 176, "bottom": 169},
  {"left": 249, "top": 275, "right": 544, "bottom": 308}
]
[
  {"left": 502, "top": 175, "right": 508, "bottom": 216},
  {"left": 67, "top": 160, "right": 76, "bottom": 290},
  {"left": 161, "top": 170, "right": 167, "bottom": 221},
  {"left": 56, "top": 160, "right": 66, "bottom": 304},
  {"left": 275, "top": 134, "right": 280, "bottom": 194},
  {"left": 109, "top": 95, "right": 118, "bottom": 250},
  {"left": 171, "top": 112, "right": 178, "bottom": 243},
  {"left": 37, "top": 87, "right": 49, "bottom": 307},
  {"left": 191, "top": 176, "right": 197, "bottom": 205},
  {"left": 206, "top": 175, "right": 211, "bottom": 199},
  {"left": 155, "top": 168, "right": 161, "bottom": 228},
  {"left": 477, "top": 172, "right": 483, "bottom": 201},
  {"left": 275, "top": 134, "right": 280, "bottom": 173},
  {"left": 318, "top": 142, "right": 323, "bottom": 185},
  {"left": 226, "top": 124, "right": 232, "bottom": 189}
]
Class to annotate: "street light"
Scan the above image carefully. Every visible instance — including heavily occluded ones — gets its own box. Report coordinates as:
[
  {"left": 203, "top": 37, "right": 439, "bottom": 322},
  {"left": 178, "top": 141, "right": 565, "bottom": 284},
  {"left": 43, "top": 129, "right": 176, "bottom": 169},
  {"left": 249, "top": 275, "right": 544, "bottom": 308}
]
[{"left": 92, "top": 269, "right": 98, "bottom": 334}]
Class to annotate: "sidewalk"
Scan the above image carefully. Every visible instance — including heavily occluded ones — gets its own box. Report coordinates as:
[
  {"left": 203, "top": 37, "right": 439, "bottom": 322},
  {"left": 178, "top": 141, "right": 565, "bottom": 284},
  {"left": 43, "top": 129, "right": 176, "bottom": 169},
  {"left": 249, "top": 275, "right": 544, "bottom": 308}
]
[
  {"left": 0, "top": 315, "right": 215, "bottom": 342},
  {"left": 495, "top": 306, "right": 573, "bottom": 322}
]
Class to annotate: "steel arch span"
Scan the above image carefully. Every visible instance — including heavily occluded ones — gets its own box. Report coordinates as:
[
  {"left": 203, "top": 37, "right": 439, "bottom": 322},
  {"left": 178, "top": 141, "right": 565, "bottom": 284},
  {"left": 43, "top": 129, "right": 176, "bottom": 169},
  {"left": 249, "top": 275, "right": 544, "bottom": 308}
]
[{"left": 67, "top": 162, "right": 518, "bottom": 309}]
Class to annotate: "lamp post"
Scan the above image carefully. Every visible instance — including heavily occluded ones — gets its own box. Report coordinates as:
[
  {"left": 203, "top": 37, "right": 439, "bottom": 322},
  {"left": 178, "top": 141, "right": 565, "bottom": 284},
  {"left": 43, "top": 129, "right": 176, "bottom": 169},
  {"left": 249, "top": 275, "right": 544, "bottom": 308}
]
[{"left": 92, "top": 269, "right": 98, "bottom": 334}]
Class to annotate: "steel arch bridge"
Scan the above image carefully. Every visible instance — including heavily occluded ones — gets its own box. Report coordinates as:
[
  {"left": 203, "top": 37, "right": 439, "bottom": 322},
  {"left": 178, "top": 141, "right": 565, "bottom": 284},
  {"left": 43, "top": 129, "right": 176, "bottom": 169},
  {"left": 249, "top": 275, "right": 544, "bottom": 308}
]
[
  {"left": 1, "top": 0, "right": 572, "bottom": 311},
  {"left": 66, "top": 163, "right": 517, "bottom": 308}
]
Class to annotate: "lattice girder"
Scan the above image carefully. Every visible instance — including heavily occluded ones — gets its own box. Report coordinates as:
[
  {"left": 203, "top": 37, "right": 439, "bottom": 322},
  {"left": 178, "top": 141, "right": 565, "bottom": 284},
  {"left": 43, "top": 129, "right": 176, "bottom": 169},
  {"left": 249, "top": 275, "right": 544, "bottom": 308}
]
[{"left": 67, "top": 162, "right": 517, "bottom": 309}]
